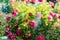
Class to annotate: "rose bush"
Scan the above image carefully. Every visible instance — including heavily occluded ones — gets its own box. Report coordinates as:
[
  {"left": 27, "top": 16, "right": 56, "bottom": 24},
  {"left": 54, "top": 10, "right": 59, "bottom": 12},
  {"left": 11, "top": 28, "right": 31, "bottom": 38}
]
[{"left": 0, "top": 0, "right": 60, "bottom": 40}]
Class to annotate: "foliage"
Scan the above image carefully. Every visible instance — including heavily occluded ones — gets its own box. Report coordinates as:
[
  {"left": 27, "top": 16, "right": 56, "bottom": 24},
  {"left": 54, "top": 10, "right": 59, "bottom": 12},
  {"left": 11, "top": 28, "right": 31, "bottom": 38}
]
[{"left": 0, "top": 0, "right": 60, "bottom": 40}]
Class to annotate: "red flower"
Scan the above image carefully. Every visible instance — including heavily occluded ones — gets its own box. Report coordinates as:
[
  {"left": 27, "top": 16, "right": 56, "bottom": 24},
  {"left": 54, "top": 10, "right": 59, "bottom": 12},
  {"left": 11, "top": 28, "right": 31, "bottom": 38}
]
[
  {"left": 5, "top": 25, "right": 10, "bottom": 35},
  {"left": 47, "top": 15, "right": 53, "bottom": 21},
  {"left": 49, "top": 12, "right": 56, "bottom": 17},
  {"left": 8, "top": 32, "right": 15, "bottom": 40},
  {"left": 29, "top": 20, "right": 36, "bottom": 28},
  {"left": 12, "top": 9, "right": 18, "bottom": 16},
  {"left": 29, "top": 12, "right": 32, "bottom": 16},
  {"left": 49, "top": 1, "right": 54, "bottom": 7},
  {"left": 56, "top": 14, "right": 60, "bottom": 19},
  {"left": 16, "top": 29, "right": 21, "bottom": 35},
  {"left": 28, "top": 0, "right": 35, "bottom": 2},
  {"left": 36, "top": 34, "right": 44, "bottom": 40},
  {"left": 23, "top": 36, "right": 27, "bottom": 40},
  {"left": 5, "top": 31, "right": 9, "bottom": 35},
  {"left": 25, "top": 18, "right": 28, "bottom": 22},
  {"left": 38, "top": 0, "right": 43, "bottom": 2},
  {"left": 4, "top": 16, "right": 10, "bottom": 23}
]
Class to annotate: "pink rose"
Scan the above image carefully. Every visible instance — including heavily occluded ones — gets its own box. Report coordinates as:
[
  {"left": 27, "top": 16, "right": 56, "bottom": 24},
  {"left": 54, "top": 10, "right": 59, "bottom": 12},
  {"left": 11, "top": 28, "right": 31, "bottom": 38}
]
[
  {"left": 29, "top": 20, "right": 36, "bottom": 28},
  {"left": 56, "top": 0, "right": 60, "bottom": 2},
  {"left": 49, "top": 1, "right": 54, "bottom": 7},
  {"left": 47, "top": 15, "right": 53, "bottom": 21},
  {"left": 28, "top": 0, "right": 35, "bottom": 3},
  {"left": 49, "top": 12, "right": 56, "bottom": 17},
  {"left": 4, "top": 16, "right": 10, "bottom": 23},
  {"left": 56, "top": 14, "right": 60, "bottom": 19},
  {"left": 8, "top": 32, "right": 15, "bottom": 40},
  {"left": 12, "top": 9, "right": 18, "bottom": 16},
  {"left": 38, "top": 0, "right": 43, "bottom": 2},
  {"left": 36, "top": 12, "right": 42, "bottom": 19},
  {"left": 36, "top": 34, "right": 44, "bottom": 40}
]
